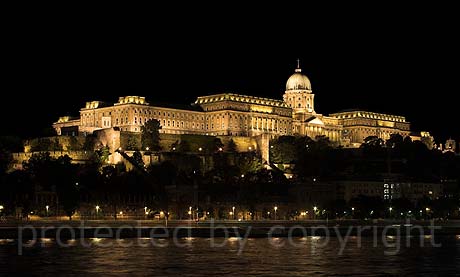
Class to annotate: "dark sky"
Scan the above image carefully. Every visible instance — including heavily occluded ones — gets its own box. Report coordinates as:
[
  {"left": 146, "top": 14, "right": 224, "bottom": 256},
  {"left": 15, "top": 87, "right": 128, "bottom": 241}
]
[{"left": 3, "top": 9, "right": 459, "bottom": 143}]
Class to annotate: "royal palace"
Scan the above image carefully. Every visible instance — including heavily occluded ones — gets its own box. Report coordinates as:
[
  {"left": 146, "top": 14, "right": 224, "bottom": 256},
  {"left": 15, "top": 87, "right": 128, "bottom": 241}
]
[{"left": 53, "top": 63, "right": 412, "bottom": 155}]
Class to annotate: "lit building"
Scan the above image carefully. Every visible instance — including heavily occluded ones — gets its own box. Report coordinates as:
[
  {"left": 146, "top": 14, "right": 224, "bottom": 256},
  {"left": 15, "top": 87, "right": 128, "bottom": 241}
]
[
  {"left": 53, "top": 62, "right": 412, "bottom": 151},
  {"left": 444, "top": 138, "right": 457, "bottom": 153},
  {"left": 339, "top": 180, "right": 441, "bottom": 202}
]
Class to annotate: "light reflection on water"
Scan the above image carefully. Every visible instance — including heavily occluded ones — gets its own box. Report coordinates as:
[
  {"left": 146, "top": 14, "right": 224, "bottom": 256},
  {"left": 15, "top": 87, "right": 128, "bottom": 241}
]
[
  {"left": 0, "top": 237, "right": 459, "bottom": 276},
  {"left": 0, "top": 239, "right": 14, "bottom": 245}
]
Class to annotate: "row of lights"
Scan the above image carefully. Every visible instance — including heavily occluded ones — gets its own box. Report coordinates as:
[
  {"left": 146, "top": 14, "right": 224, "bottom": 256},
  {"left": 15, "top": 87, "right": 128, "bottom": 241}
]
[
  {"left": 1, "top": 204, "right": 444, "bottom": 218},
  {"left": 121, "top": 146, "right": 255, "bottom": 153}
]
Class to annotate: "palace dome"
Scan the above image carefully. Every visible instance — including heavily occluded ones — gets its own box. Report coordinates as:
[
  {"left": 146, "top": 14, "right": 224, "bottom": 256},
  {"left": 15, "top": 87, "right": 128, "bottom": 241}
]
[{"left": 286, "top": 67, "right": 311, "bottom": 91}]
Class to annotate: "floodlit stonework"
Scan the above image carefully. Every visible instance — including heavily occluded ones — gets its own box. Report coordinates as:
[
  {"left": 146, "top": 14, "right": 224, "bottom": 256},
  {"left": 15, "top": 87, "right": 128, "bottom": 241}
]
[{"left": 53, "top": 63, "right": 412, "bottom": 149}]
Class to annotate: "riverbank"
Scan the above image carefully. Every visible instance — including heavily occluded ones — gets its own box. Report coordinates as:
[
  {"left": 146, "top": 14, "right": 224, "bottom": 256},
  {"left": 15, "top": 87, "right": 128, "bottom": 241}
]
[{"left": 2, "top": 219, "right": 460, "bottom": 239}]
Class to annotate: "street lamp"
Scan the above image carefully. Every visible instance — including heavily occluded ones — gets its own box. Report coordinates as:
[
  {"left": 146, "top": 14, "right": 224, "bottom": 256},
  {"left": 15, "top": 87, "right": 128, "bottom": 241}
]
[
  {"left": 274, "top": 206, "right": 278, "bottom": 220},
  {"left": 189, "top": 206, "right": 192, "bottom": 221},
  {"left": 232, "top": 206, "right": 235, "bottom": 220},
  {"left": 0, "top": 205, "right": 4, "bottom": 210},
  {"left": 313, "top": 206, "right": 318, "bottom": 220},
  {"left": 198, "top": 147, "right": 203, "bottom": 152},
  {"left": 45, "top": 205, "right": 49, "bottom": 217},
  {"left": 96, "top": 205, "right": 100, "bottom": 218}
]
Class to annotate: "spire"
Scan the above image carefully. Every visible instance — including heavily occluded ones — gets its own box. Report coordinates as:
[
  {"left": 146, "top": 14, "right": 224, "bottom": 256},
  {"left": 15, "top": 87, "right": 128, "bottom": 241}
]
[{"left": 295, "top": 58, "right": 302, "bottom": 73}]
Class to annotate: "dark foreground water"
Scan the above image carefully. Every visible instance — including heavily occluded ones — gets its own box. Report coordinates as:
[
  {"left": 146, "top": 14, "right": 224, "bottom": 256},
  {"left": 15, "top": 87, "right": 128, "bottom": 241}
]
[{"left": 1, "top": 236, "right": 460, "bottom": 276}]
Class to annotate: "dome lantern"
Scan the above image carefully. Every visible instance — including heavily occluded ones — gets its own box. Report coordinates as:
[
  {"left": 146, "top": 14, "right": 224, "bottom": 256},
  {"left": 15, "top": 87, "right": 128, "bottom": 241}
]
[{"left": 286, "top": 60, "right": 312, "bottom": 91}]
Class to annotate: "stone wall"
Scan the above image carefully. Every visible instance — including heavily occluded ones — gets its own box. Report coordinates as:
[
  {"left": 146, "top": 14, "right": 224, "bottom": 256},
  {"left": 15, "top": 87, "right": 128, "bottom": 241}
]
[
  {"left": 24, "top": 136, "right": 87, "bottom": 152},
  {"left": 11, "top": 151, "right": 94, "bottom": 170}
]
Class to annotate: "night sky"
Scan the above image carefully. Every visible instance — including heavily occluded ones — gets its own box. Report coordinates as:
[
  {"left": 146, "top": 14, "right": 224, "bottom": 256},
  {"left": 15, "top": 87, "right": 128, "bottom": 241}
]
[{"left": 3, "top": 10, "right": 459, "bottom": 143}]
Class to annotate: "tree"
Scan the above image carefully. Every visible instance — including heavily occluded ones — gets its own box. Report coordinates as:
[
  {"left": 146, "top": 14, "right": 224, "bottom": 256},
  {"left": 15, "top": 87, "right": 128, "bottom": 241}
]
[
  {"left": 362, "top": 136, "right": 384, "bottom": 148},
  {"left": 178, "top": 140, "right": 191, "bottom": 153},
  {"left": 54, "top": 155, "right": 79, "bottom": 220},
  {"left": 270, "top": 136, "right": 298, "bottom": 163},
  {"left": 236, "top": 153, "right": 263, "bottom": 175},
  {"left": 392, "top": 198, "right": 413, "bottom": 217},
  {"left": 212, "top": 138, "right": 224, "bottom": 152},
  {"left": 141, "top": 119, "right": 162, "bottom": 151},
  {"left": 95, "top": 145, "right": 110, "bottom": 165},
  {"left": 68, "top": 136, "right": 80, "bottom": 151},
  {"left": 126, "top": 135, "right": 139, "bottom": 151},
  {"left": 226, "top": 139, "right": 237, "bottom": 153},
  {"left": 170, "top": 140, "right": 179, "bottom": 151},
  {"left": 149, "top": 161, "right": 178, "bottom": 221},
  {"left": 83, "top": 135, "right": 96, "bottom": 151},
  {"left": 349, "top": 195, "right": 384, "bottom": 219},
  {"left": 23, "top": 153, "right": 79, "bottom": 219},
  {"left": 0, "top": 143, "right": 13, "bottom": 176},
  {"left": 386, "top": 134, "right": 404, "bottom": 149},
  {"left": 132, "top": 151, "right": 145, "bottom": 168}
]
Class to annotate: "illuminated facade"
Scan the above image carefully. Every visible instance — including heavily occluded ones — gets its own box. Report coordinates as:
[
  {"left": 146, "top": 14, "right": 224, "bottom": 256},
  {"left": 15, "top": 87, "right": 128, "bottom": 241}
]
[{"left": 53, "top": 64, "right": 411, "bottom": 147}]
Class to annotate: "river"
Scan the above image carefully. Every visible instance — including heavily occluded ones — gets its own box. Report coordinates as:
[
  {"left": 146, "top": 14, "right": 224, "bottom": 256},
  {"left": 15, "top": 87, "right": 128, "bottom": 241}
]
[{"left": 1, "top": 236, "right": 460, "bottom": 275}]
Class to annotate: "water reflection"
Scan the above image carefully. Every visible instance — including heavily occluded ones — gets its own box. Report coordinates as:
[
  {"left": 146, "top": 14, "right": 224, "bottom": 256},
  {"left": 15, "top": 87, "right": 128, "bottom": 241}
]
[{"left": 0, "top": 237, "right": 459, "bottom": 275}]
